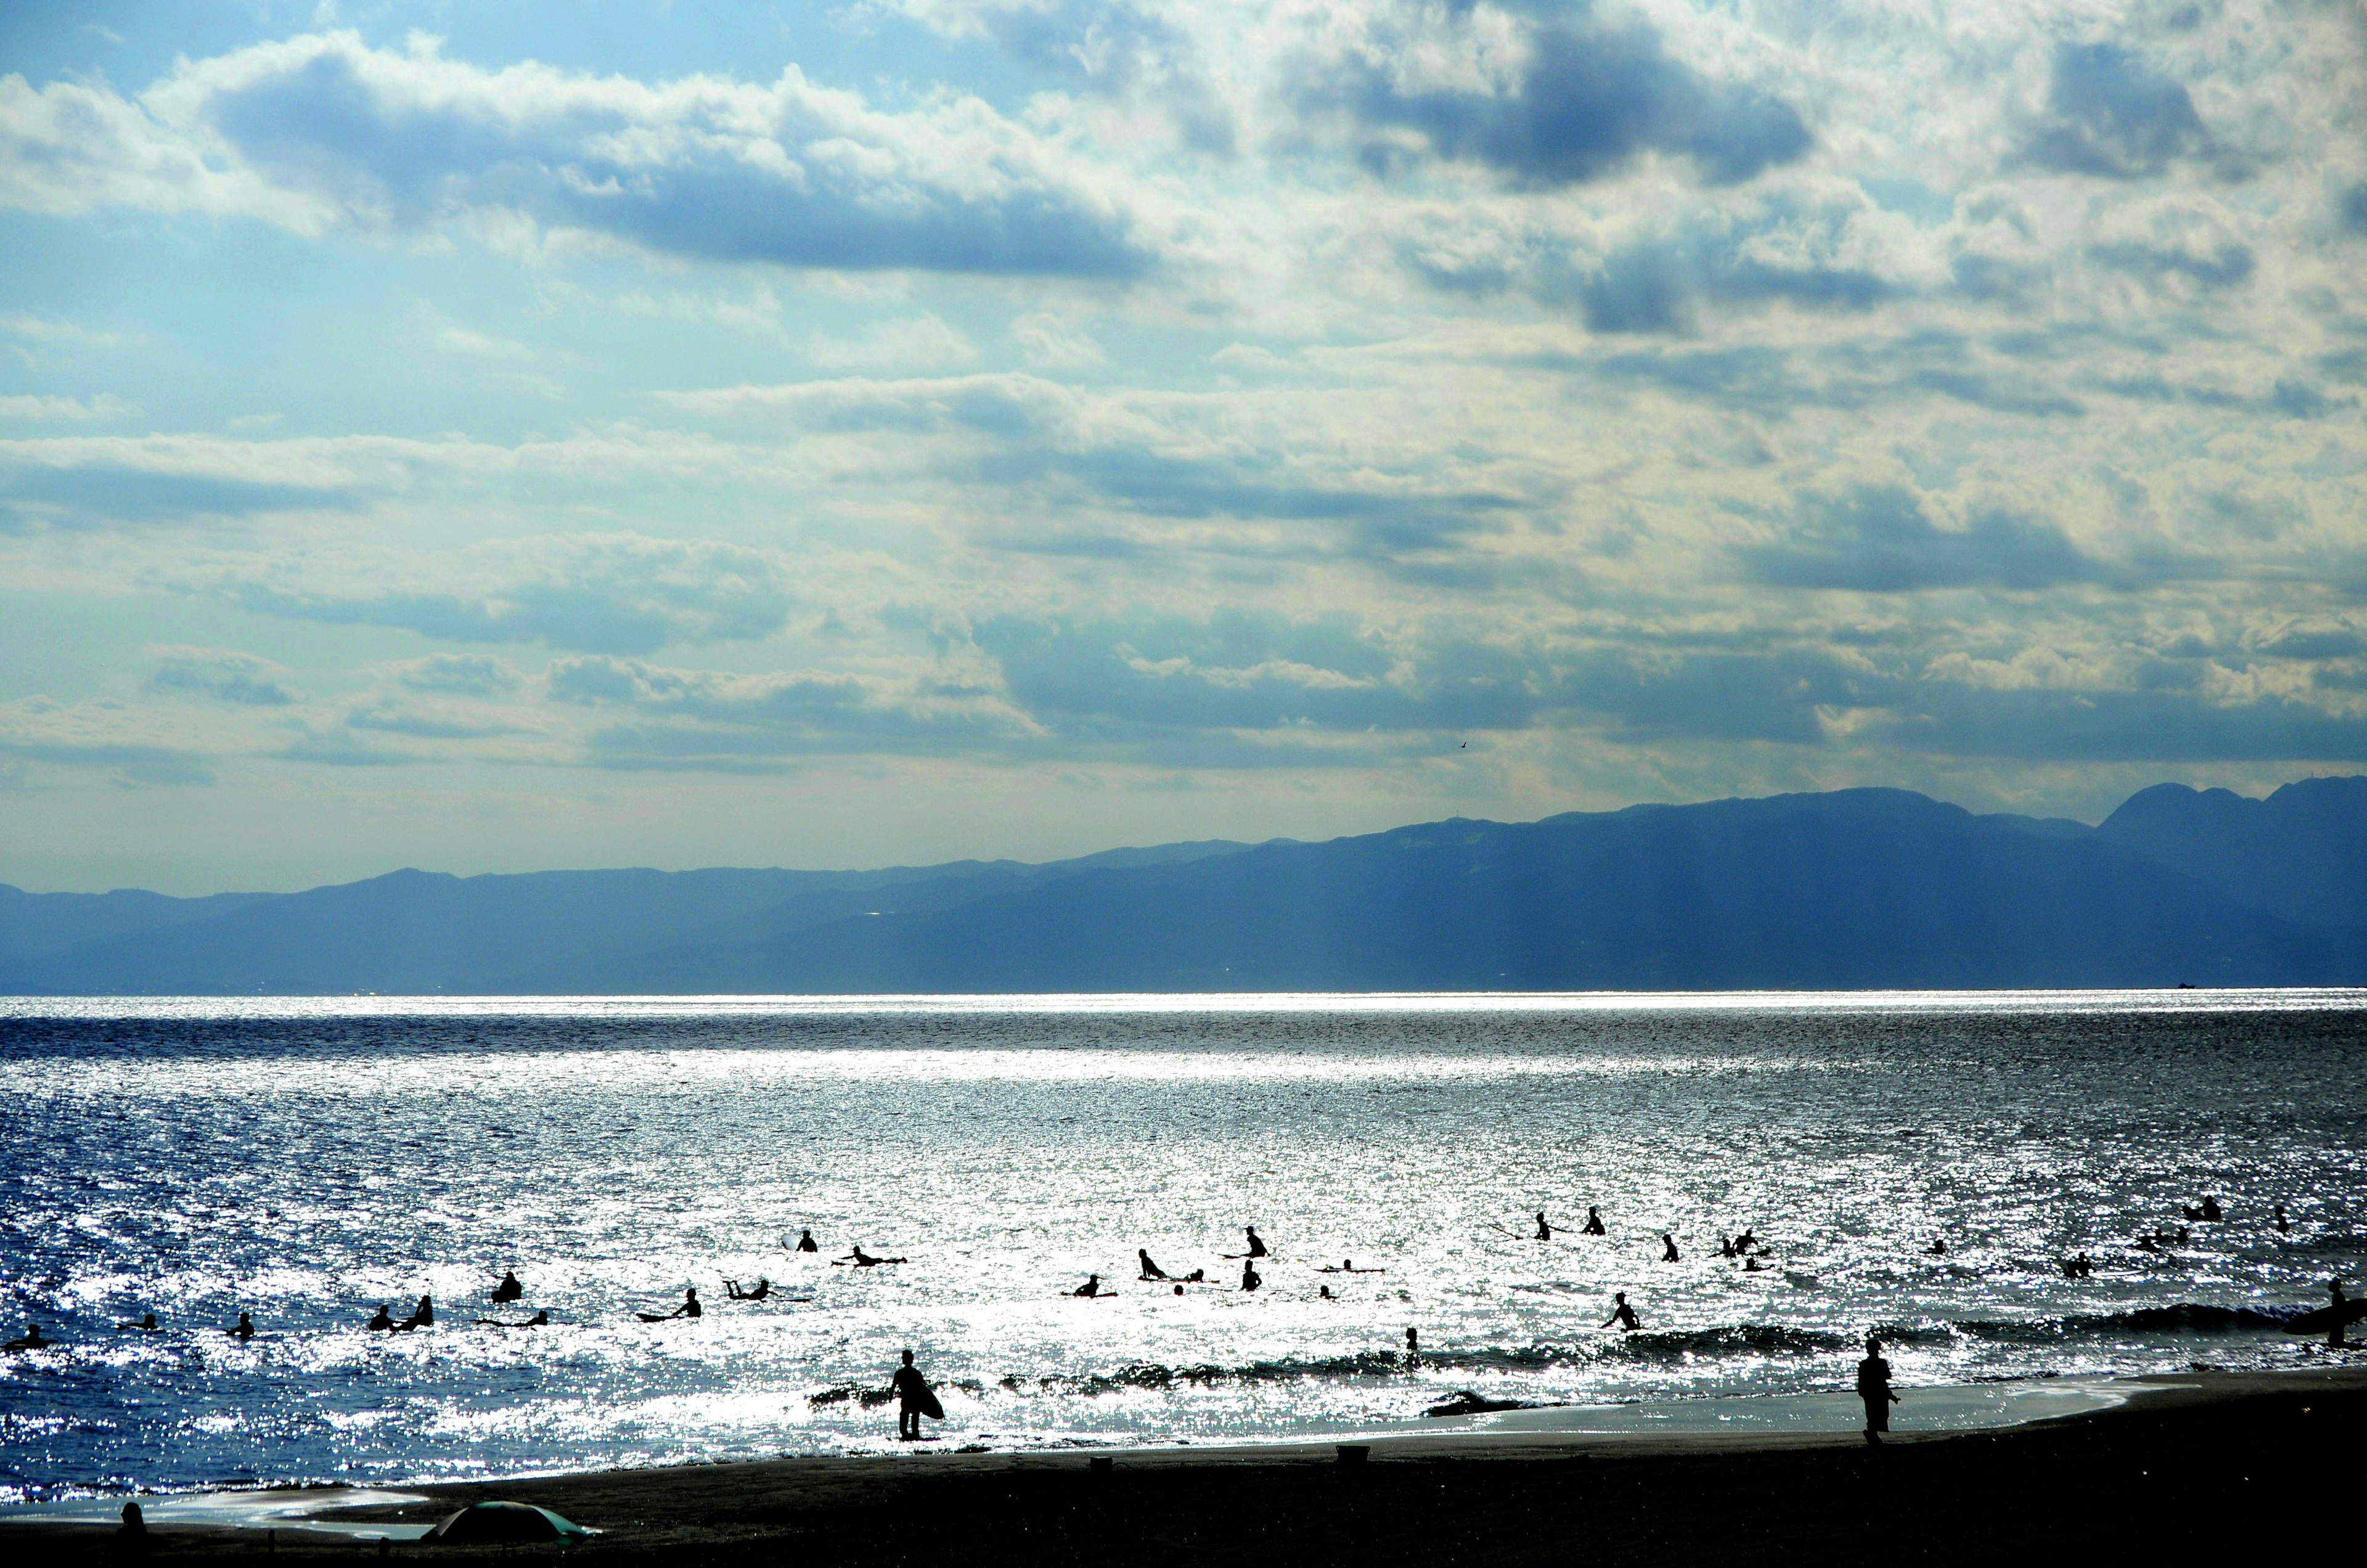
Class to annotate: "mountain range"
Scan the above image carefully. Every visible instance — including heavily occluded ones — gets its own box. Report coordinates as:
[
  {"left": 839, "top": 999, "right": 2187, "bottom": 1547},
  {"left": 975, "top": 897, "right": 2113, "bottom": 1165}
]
[{"left": 5, "top": 778, "right": 2365, "bottom": 994}]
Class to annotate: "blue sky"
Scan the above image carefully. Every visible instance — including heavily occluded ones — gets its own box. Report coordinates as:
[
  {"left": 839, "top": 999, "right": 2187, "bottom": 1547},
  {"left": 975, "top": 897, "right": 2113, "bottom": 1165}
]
[{"left": 2, "top": 0, "right": 2364, "bottom": 892}]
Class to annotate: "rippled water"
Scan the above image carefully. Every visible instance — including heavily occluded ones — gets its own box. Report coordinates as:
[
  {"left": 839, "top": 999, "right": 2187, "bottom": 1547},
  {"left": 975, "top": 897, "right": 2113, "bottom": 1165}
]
[{"left": 2, "top": 991, "right": 2363, "bottom": 1501}]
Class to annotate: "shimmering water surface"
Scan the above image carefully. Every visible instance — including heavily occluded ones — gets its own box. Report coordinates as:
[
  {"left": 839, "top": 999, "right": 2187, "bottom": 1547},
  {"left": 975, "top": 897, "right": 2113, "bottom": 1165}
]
[{"left": 3, "top": 991, "right": 2363, "bottom": 1501}]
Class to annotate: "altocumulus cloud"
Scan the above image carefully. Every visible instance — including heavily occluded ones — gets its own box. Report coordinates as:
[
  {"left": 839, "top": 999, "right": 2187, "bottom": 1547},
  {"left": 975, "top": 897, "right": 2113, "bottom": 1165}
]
[
  {"left": 548, "top": 654, "right": 1032, "bottom": 769},
  {"left": 142, "top": 647, "right": 298, "bottom": 707},
  {"left": 2016, "top": 43, "right": 2213, "bottom": 181},
  {"left": 229, "top": 534, "right": 792, "bottom": 656},
  {"left": 1739, "top": 486, "right": 2112, "bottom": 593},
  {"left": 1327, "top": 8, "right": 1810, "bottom": 187},
  {"left": 0, "top": 31, "right": 1147, "bottom": 277}
]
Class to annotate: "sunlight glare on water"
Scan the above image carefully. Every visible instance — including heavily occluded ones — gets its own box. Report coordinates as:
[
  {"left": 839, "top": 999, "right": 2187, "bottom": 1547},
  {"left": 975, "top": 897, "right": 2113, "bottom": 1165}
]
[{"left": 2, "top": 990, "right": 2363, "bottom": 1501}]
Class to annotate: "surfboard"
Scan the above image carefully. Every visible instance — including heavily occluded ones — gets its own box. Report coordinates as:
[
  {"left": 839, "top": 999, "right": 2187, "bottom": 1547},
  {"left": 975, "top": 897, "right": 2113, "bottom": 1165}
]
[
  {"left": 2281, "top": 1301, "right": 2367, "bottom": 1334},
  {"left": 915, "top": 1383, "right": 946, "bottom": 1421}
]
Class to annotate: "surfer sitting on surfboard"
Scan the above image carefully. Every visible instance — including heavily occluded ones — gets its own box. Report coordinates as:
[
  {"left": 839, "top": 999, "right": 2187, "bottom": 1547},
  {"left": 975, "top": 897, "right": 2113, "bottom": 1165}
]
[
  {"left": 891, "top": 1349, "right": 942, "bottom": 1440},
  {"left": 1072, "top": 1275, "right": 1108, "bottom": 1297},
  {"left": 1582, "top": 1207, "right": 1607, "bottom": 1236}
]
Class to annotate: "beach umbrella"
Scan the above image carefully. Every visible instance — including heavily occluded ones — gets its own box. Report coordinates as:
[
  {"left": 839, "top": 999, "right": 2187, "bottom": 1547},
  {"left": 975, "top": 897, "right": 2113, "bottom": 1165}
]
[{"left": 425, "top": 1501, "right": 594, "bottom": 1544}]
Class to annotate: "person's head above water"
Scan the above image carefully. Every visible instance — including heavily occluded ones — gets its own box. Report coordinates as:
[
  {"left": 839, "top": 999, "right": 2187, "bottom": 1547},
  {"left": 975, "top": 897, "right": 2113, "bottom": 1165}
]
[{"left": 1865, "top": 1336, "right": 1883, "bottom": 1354}]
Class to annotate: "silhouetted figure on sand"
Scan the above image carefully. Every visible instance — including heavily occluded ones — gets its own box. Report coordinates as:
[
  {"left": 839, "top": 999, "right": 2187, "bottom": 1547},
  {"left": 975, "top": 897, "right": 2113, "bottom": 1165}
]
[
  {"left": 891, "top": 1349, "right": 939, "bottom": 1441},
  {"left": 1582, "top": 1207, "right": 1606, "bottom": 1236},
  {"left": 1661, "top": 1234, "right": 1680, "bottom": 1262},
  {"left": 478, "top": 1310, "right": 549, "bottom": 1328},
  {"left": 2329, "top": 1281, "right": 2353, "bottom": 1349},
  {"left": 4, "top": 1322, "right": 49, "bottom": 1351},
  {"left": 796, "top": 1230, "right": 819, "bottom": 1253},
  {"left": 1602, "top": 1293, "right": 1640, "bottom": 1333},
  {"left": 725, "top": 1278, "right": 772, "bottom": 1301},
  {"left": 491, "top": 1270, "right": 524, "bottom": 1303},
  {"left": 1139, "top": 1249, "right": 1170, "bottom": 1280},
  {"left": 1535, "top": 1212, "right": 1555, "bottom": 1240},
  {"left": 366, "top": 1304, "right": 396, "bottom": 1330},
  {"left": 1073, "top": 1275, "right": 1107, "bottom": 1297},
  {"left": 117, "top": 1313, "right": 160, "bottom": 1333},
  {"left": 1240, "top": 1260, "right": 1262, "bottom": 1291},
  {"left": 118, "top": 1502, "right": 147, "bottom": 1541},
  {"left": 1857, "top": 1337, "right": 1900, "bottom": 1445},
  {"left": 230, "top": 1311, "right": 255, "bottom": 1341}
]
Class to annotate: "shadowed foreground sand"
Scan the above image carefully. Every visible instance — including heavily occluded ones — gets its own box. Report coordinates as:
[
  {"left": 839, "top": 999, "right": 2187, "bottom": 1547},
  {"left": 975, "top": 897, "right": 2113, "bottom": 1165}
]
[{"left": 16, "top": 1368, "right": 2365, "bottom": 1564}]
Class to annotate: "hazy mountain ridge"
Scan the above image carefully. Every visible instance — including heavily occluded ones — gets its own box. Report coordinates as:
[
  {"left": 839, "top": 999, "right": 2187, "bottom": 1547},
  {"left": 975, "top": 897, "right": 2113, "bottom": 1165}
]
[{"left": 4, "top": 782, "right": 2362, "bottom": 993}]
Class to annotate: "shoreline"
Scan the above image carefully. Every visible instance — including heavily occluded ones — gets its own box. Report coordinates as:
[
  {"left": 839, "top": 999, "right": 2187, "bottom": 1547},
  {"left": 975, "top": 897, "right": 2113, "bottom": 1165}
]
[{"left": 10, "top": 1364, "right": 2365, "bottom": 1559}]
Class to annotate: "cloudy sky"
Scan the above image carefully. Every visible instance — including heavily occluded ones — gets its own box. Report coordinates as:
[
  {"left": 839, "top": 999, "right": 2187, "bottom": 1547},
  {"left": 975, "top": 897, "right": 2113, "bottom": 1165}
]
[{"left": 2, "top": 0, "right": 2364, "bottom": 893}]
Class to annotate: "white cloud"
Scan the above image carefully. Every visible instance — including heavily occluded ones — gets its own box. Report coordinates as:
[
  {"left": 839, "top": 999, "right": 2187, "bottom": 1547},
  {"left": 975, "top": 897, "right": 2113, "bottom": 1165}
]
[{"left": 809, "top": 312, "right": 981, "bottom": 371}]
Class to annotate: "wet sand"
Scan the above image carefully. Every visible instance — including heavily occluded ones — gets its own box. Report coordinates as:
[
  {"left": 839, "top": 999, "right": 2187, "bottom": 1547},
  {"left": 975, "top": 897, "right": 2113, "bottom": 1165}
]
[{"left": 14, "top": 1366, "right": 2365, "bottom": 1562}]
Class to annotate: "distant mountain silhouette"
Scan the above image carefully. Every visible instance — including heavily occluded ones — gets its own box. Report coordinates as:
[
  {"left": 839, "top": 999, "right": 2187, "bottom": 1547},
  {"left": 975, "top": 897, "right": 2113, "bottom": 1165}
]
[{"left": 4, "top": 782, "right": 2363, "bottom": 994}]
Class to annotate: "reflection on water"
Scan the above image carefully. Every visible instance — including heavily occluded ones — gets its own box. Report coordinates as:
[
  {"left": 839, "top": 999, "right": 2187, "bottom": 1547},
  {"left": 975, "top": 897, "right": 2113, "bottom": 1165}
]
[{"left": 1, "top": 991, "right": 2361, "bottom": 1500}]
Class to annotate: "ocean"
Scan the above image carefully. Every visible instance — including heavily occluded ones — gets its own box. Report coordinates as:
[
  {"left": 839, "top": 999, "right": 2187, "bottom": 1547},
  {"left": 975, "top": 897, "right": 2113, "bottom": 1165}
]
[{"left": 2, "top": 991, "right": 2361, "bottom": 1502}]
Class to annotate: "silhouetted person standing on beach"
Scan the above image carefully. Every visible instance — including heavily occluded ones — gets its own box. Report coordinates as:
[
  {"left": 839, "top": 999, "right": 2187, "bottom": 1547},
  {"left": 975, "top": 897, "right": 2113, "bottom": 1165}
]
[
  {"left": 1583, "top": 1207, "right": 1606, "bottom": 1236},
  {"left": 1139, "top": 1249, "right": 1170, "bottom": 1280},
  {"left": 1662, "top": 1234, "right": 1680, "bottom": 1262},
  {"left": 892, "top": 1349, "right": 931, "bottom": 1441},
  {"left": 2328, "top": 1280, "right": 2352, "bottom": 1349},
  {"left": 1857, "top": 1337, "right": 1899, "bottom": 1444},
  {"left": 1602, "top": 1293, "right": 1640, "bottom": 1333}
]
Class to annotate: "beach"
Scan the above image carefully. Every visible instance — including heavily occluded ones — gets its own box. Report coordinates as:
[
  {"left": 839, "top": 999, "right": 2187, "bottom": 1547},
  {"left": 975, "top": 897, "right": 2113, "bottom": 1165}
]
[{"left": 9, "top": 1366, "right": 2362, "bottom": 1561}]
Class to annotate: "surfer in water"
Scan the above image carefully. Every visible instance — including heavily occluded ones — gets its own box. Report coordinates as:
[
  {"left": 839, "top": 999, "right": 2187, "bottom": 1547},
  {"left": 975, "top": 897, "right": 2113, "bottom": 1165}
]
[
  {"left": 1404, "top": 1327, "right": 1420, "bottom": 1365},
  {"left": 1601, "top": 1292, "right": 1641, "bottom": 1333},
  {"left": 399, "top": 1295, "right": 434, "bottom": 1330},
  {"left": 1856, "top": 1336, "right": 1900, "bottom": 1445},
  {"left": 366, "top": 1304, "right": 396, "bottom": 1331},
  {"left": 1138, "top": 1249, "right": 1170, "bottom": 1281},
  {"left": 1535, "top": 1212, "right": 1555, "bottom": 1241},
  {"left": 1181, "top": 1268, "right": 1206, "bottom": 1283},
  {"left": 490, "top": 1270, "right": 524, "bottom": 1304},
  {"left": 795, "top": 1230, "right": 819, "bottom": 1253},
  {"left": 1661, "top": 1233, "right": 1680, "bottom": 1263},
  {"left": 1319, "top": 1260, "right": 1384, "bottom": 1274},
  {"left": 2275, "top": 1205, "right": 2291, "bottom": 1235},
  {"left": 117, "top": 1313, "right": 161, "bottom": 1333},
  {"left": 724, "top": 1278, "right": 773, "bottom": 1301},
  {"left": 1240, "top": 1259, "right": 1262, "bottom": 1292},
  {"left": 642, "top": 1287, "right": 700, "bottom": 1320},
  {"left": 4, "top": 1323, "right": 50, "bottom": 1351},
  {"left": 477, "top": 1310, "right": 549, "bottom": 1328},
  {"left": 840, "top": 1246, "right": 906, "bottom": 1267},
  {"left": 1072, "top": 1275, "right": 1108, "bottom": 1297},
  {"left": 230, "top": 1311, "right": 255, "bottom": 1341},
  {"left": 1244, "top": 1227, "right": 1269, "bottom": 1259},
  {"left": 1926, "top": 1238, "right": 1948, "bottom": 1256},
  {"left": 891, "top": 1349, "right": 937, "bottom": 1441},
  {"left": 1582, "top": 1207, "right": 1606, "bottom": 1236}
]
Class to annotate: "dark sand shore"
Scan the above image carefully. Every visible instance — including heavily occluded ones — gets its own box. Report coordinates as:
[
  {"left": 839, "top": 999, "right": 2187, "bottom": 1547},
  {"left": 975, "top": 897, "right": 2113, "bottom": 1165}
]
[{"left": 17, "top": 1367, "right": 2365, "bottom": 1563}]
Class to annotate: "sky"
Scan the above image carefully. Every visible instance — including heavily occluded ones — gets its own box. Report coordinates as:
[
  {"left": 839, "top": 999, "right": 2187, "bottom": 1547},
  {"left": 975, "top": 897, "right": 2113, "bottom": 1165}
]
[{"left": 2, "top": 0, "right": 2364, "bottom": 894}]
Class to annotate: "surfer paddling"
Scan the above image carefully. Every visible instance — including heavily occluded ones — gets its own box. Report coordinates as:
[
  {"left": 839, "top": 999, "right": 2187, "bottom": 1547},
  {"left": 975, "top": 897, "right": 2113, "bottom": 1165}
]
[
  {"left": 838, "top": 1245, "right": 907, "bottom": 1267},
  {"left": 891, "top": 1349, "right": 942, "bottom": 1441}
]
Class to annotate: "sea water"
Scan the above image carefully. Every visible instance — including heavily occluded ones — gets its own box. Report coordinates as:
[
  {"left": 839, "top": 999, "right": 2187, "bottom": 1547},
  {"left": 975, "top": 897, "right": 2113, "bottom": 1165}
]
[{"left": 2, "top": 990, "right": 2361, "bottom": 1501}]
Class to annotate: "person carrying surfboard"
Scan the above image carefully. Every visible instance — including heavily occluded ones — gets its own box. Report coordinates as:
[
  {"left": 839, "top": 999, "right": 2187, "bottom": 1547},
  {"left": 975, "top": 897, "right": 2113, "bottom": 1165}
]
[{"left": 891, "top": 1349, "right": 942, "bottom": 1440}]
